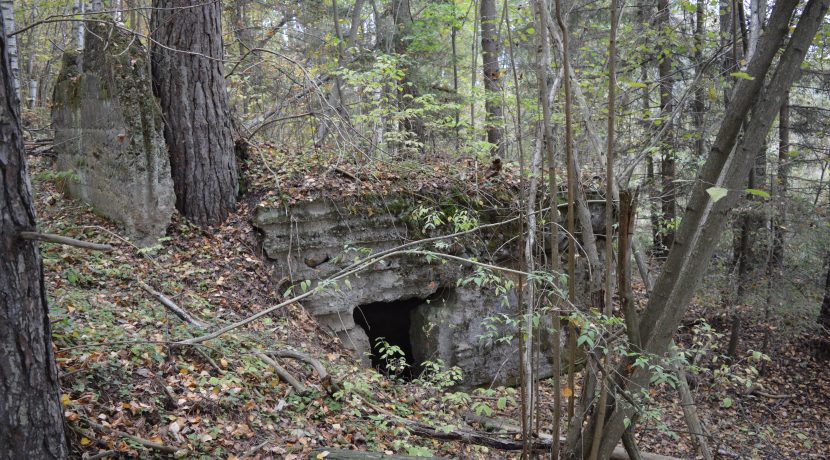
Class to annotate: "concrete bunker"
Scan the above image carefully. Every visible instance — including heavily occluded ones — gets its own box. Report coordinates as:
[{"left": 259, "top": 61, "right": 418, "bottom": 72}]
[{"left": 252, "top": 197, "right": 560, "bottom": 388}]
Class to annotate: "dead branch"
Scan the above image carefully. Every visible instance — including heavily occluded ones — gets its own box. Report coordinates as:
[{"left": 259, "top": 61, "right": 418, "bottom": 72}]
[
  {"left": 85, "top": 419, "right": 179, "bottom": 454},
  {"left": 746, "top": 385, "right": 795, "bottom": 399},
  {"left": 20, "top": 231, "right": 114, "bottom": 252},
  {"left": 270, "top": 349, "right": 328, "bottom": 379},
  {"left": 138, "top": 281, "right": 210, "bottom": 328},
  {"left": 252, "top": 350, "right": 309, "bottom": 395},
  {"left": 82, "top": 450, "right": 116, "bottom": 460},
  {"left": 462, "top": 411, "right": 678, "bottom": 460}
]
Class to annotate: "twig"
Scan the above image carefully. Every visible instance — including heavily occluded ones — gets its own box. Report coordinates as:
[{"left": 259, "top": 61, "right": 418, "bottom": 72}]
[
  {"left": 83, "top": 450, "right": 116, "bottom": 460},
  {"left": 331, "top": 166, "right": 359, "bottom": 182},
  {"left": 138, "top": 281, "right": 210, "bottom": 328},
  {"left": 242, "top": 439, "right": 271, "bottom": 458},
  {"left": 252, "top": 350, "right": 309, "bottom": 394},
  {"left": 194, "top": 348, "right": 225, "bottom": 374},
  {"left": 746, "top": 385, "right": 794, "bottom": 399},
  {"left": 85, "top": 419, "right": 179, "bottom": 454},
  {"left": 269, "top": 349, "right": 328, "bottom": 378},
  {"left": 20, "top": 231, "right": 114, "bottom": 252}
]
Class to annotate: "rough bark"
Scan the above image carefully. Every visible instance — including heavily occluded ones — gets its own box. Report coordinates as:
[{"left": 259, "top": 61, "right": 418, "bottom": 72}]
[
  {"left": 480, "top": 0, "right": 504, "bottom": 158},
  {"left": 0, "top": 13, "right": 68, "bottom": 458},
  {"left": 568, "top": 0, "right": 827, "bottom": 456},
  {"left": 151, "top": 0, "right": 238, "bottom": 227}
]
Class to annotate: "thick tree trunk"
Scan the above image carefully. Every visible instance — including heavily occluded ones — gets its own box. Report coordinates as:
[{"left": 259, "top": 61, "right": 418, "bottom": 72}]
[
  {"left": 0, "top": 15, "right": 68, "bottom": 459},
  {"left": 151, "top": 0, "right": 238, "bottom": 227},
  {"left": 480, "top": 0, "right": 504, "bottom": 158}
]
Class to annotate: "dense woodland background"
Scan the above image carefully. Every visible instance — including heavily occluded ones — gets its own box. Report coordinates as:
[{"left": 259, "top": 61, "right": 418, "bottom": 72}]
[{"left": 1, "top": 0, "right": 829, "bottom": 458}]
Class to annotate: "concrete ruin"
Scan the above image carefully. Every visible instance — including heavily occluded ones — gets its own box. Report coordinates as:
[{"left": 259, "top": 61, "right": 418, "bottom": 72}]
[
  {"left": 253, "top": 195, "right": 561, "bottom": 388},
  {"left": 52, "top": 21, "right": 174, "bottom": 244}
]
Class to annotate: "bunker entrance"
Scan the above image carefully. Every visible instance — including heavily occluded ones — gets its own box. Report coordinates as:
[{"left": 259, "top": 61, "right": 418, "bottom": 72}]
[{"left": 353, "top": 297, "right": 425, "bottom": 380}]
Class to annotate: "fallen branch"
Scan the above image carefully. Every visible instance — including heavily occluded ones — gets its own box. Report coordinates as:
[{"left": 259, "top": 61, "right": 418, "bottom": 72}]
[
  {"left": 331, "top": 166, "right": 359, "bottom": 182},
  {"left": 252, "top": 350, "right": 309, "bottom": 395},
  {"left": 269, "top": 349, "right": 328, "bottom": 379},
  {"left": 310, "top": 448, "right": 444, "bottom": 459},
  {"left": 82, "top": 450, "right": 116, "bottom": 460},
  {"left": 85, "top": 419, "right": 179, "bottom": 454},
  {"left": 20, "top": 231, "right": 114, "bottom": 252},
  {"left": 746, "top": 385, "right": 795, "bottom": 399},
  {"left": 461, "top": 412, "right": 678, "bottom": 460},
  {"left": 138, "top": 281, "right": 210, "bottom": 328}
]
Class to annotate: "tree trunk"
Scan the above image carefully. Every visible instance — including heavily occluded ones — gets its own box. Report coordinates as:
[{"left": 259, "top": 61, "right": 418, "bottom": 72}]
[
  {"left": 480, "top": 0, "right": 504, "bottom": 158},
  {"left": 567, "top": 0, "right": 828, "bottom": 456},
  {"left": 74, "top": 0, "right": 84, "bottom": 49},
  {"left": 0, "top": 14, "right": 68, "bottom": 458},
  {"left": 820, "top": 252, "right": 830, "bottom": 330},
  {"left": 151, "top": 0, "right": 238, "bottom": 227},
  {"left": 760, "top": 92, "right": 790, "bottom": 372},
  {"left": 1, "top": 0, "right": 19, "bottom": 99},
  {"left": 534, "top": 1, "right": 561, "bottom": 456},
  {"left": 390, "top": 0, "right": 425, "bottom": 150},
  {"left": 657, "top": 0, "right": 676, "bottom": 256},
  {"left": 693, "top": 0, "right": 706, "bottom": 159}
]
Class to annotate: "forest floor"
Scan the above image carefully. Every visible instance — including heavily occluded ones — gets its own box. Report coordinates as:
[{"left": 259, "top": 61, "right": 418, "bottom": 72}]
[{"left": 27, "top": 150, "right": 829, "bottom": 459}]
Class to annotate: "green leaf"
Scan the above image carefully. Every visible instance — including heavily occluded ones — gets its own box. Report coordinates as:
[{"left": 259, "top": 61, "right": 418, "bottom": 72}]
[
  {"left": 626, "top": 81, "right": 648, "bottom": 89},
  {"left": 720, "top": 397, "right": 733, "bottom": 408},
  {"left": 746, "top": 188, "right": 770, "bottom": 198},
  {"left": 706, "top": 187, "right": 728, "bottom": 202},
  {"left": 730, "top": 71, "right": 754, "bottom": 80}
]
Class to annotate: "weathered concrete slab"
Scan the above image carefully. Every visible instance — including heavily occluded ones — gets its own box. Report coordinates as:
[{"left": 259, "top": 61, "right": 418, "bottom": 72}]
[{"left": 52, "top": 21, "right": 174, "bottom": 244}]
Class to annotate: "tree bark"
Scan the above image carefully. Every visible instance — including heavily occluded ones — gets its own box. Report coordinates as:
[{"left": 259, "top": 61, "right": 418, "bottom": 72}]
[
  {"left": 0, "top": 0, "right": 18, "bottom": 99},
  {"left": 151, "top": 0, "right": 238, "bottom": 227},
  {"left": 0, "top": 13, "right": 68, "bottom": 458},
  {"left": 480, "top": 0, "right": 504, "bottom": 158}
]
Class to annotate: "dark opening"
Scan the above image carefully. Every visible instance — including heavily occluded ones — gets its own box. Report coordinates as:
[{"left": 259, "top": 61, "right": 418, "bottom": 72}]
[{"left": 353, "top": 297, "right": 424, "bottom": 380}]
